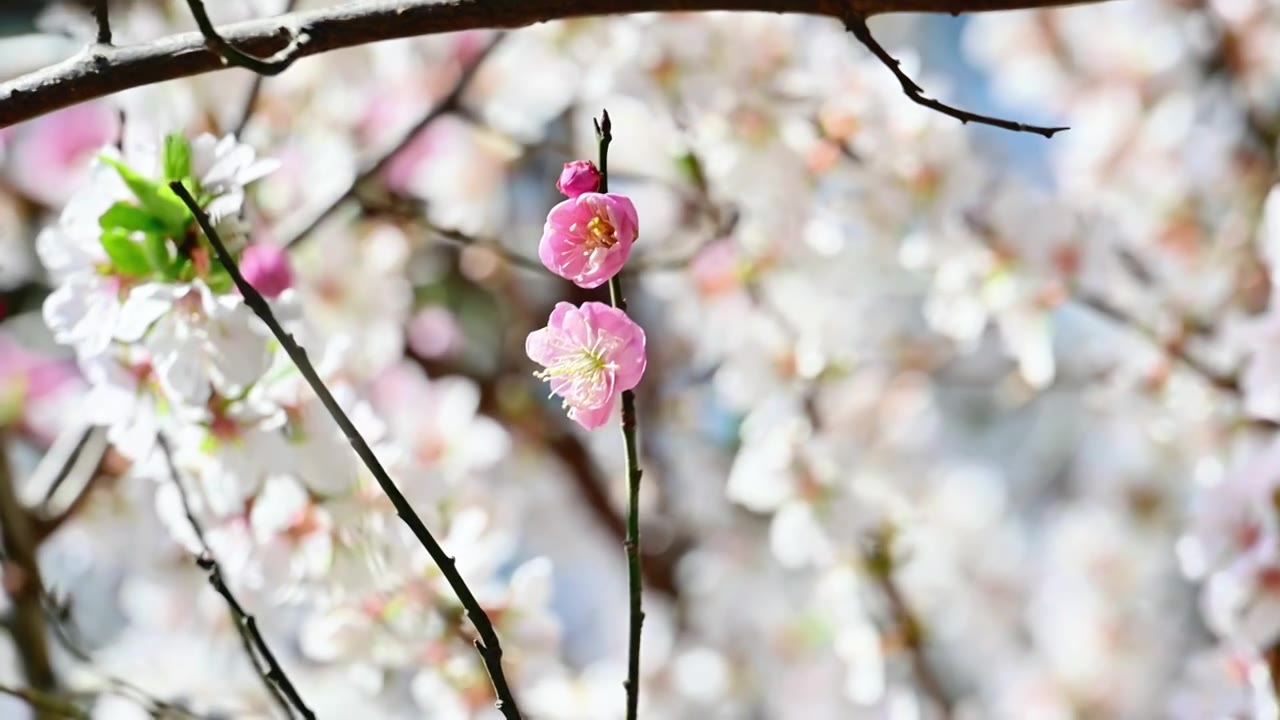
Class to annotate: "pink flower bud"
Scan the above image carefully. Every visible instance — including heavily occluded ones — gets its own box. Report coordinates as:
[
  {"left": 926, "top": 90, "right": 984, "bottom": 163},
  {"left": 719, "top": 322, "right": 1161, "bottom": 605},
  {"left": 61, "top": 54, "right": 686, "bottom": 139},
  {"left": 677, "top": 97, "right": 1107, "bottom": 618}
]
[
  {"left": 239, "top": 243, "right": 293, "bottom": 299},
  {"left": 556, "top": 160, "right": 601, "bottom": 198},
  {"left": 526, "top": 302, "right": 647, "bottom": 430}
]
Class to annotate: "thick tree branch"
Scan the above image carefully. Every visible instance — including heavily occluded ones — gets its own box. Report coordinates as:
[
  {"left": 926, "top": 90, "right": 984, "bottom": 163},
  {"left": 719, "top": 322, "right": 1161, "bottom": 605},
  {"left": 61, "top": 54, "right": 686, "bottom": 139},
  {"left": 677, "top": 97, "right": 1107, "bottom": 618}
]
[{"left": 1, "top": 0, "right": 1110, "bottom": 130}]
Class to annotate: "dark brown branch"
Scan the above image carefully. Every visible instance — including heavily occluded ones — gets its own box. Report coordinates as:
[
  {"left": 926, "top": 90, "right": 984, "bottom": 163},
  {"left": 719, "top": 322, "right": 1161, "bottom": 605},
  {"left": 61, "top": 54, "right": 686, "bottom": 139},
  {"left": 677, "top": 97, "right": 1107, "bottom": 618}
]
[
  {"left": 184, "top": 0, "right": 310, "bottom": 76},
  {"left": 844, "top": 16, "right": 1068, "bottom": 137},
  {"left": 169, "top": 182, "right": 523, "bottom": 719},
  {"left": 156, "top": 435, "right": 313, "bottom": 720},
  {"left": 91, "top": 0, "right": 112, "bottom": 46},
  {"left": 0, "top": 0, "right": 1112, "bottom": 130},
  {"left": 281, "top": 32, "right": 505, "bottom": 249}
]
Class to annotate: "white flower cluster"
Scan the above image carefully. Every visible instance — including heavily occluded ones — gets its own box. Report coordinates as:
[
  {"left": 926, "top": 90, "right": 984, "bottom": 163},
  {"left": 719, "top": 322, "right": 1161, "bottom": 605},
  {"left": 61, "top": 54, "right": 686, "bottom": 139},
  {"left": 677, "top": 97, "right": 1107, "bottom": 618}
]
[{"left": 3, "top": 0, "right": 1280, "bottom": 717}]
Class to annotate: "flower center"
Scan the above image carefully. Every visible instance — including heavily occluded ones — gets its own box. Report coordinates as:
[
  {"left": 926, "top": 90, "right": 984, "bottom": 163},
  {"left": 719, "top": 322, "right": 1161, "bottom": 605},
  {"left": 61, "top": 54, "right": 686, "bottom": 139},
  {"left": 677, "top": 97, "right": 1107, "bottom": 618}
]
[
  {"left": 585, "top": 215, "right": 618, "bottom": 250},
  {"left": 536, "top": 346, "right": 613, "bottom": 406}
]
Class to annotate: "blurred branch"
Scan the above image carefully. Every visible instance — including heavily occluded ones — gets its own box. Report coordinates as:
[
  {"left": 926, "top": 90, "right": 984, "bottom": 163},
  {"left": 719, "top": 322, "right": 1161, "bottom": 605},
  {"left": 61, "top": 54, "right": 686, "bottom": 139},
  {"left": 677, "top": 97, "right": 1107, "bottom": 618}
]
[
  {"left": 0, "top": 433, "right": 58, "bottom": 717},
  {"left": 170, "top": 183, "right": 524, "bottom": 719},
  {"left": 1072, "top": 291, "right": 1243, "bottom": 394},
  {"left": 230, "top": 0, "right": 302, "bottom": 137},
  {"left": 864, "top": 529, "right": 954, "bottom": 720},
  {"left": 0, "top": 0, "right": 1113, "bottom": 129},
  {"left": 281, "top": 33, "right": 505, "bottom": 249},
  {"left": 156, "top": 435, "right": 313, "bottom": 720},
  {"left": 0, "top": 685, "right": 86, "bottom": 720},
  {"left": 844, "top": 16, "right": 1067, "bottom": 137}
]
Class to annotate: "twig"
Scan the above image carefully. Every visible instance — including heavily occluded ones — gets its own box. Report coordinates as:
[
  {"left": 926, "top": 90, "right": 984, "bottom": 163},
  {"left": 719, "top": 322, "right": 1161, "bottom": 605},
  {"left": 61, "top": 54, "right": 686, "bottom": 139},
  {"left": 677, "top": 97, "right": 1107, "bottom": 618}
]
[
  {"left": 844, "top": 16, "right": 1068, "bottom": 138},
  {"left": 0, "top": 0, "right": 1116, "bottom": 130},
  {"left": 155, "top": 435, "right": 312, "bottom": 720},
  {"left": 168, "top": 183, "right": 523, "bottom": 719},
  {"left": 425, "top": 221, "right": 548, "bottom": 273},
  {"left": 1072, "top": 291, "right": 1242, "bottom": 393},
  {"left": 230, "top": 0, "right": 302, "bottom": 137},
  {"left": 864, "top": 530, "right": 954, "bottom": 720},
  {"left": 595, "top": 111, "right": 647, "bottom": 720},
  {"left": 184, "top": 0, "right": 310, "bottom": 76},
  {"left": 0, "top": 685, "right": 87, "bottom": 720},
  {"left": 281, "top": 33, "right": 506, "bottom": 249},
  {"left": 91, "top": 0, "right": 111, "bottom": 45},
  {"left": 0, "top": 433, "right": 58, "bottom": 717}
]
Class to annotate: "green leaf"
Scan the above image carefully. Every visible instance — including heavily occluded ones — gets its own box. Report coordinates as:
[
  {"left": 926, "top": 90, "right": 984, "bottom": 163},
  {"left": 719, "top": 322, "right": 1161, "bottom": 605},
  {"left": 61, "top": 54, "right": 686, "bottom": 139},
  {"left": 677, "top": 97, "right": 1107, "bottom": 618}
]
[
  {"left": 100, "top": 228, "right": 151, "bottom": 277},
  {"left": 675, "top": 150, "right": 708, "bottom": 190},
  {"left": 205, "top": 263, "right": 233, "bottom": 293},
  {"left": 99, "top": 156, "right": 191, "bottom": 235},
  {"left": 162, "top": 134, "right": 192, "bottom": 183},
  {"left": 99, "top": 202, "right": 166, "bottom": 234}
]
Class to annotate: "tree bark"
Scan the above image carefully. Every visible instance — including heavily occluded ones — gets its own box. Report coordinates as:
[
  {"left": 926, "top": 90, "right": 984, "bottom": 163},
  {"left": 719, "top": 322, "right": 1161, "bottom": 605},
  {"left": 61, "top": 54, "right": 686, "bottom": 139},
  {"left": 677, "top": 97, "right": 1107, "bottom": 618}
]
[{"left": 1, "top": 0, "right": 1111, "bottom": 129}]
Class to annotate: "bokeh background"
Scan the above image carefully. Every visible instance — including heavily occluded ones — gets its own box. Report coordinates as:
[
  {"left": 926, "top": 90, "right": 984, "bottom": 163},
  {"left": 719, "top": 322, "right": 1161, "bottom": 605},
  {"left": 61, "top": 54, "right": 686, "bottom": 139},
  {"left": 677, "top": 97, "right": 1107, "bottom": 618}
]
[{"left": 1, "top": 0, "right": 1279, "bottom": 718}]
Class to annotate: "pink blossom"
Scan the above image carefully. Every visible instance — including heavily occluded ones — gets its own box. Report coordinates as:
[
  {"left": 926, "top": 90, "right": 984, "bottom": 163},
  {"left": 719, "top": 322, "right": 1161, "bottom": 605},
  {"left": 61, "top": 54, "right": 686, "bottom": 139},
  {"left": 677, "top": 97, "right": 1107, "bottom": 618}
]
[
  {"left": 538, "top": 193, "right": 639, "bottom": 288},
  {"left": 7, "top": 102, "right": 121, "bottom": 207},
  {"left": 556, "top": 160, "right": 601, "bottom": 198},
  {"left": 525, "top": 302, "right": 646, "bottom": 430},
  {"left": 239, "top": 243, "right": 294, "bottom": 299}
]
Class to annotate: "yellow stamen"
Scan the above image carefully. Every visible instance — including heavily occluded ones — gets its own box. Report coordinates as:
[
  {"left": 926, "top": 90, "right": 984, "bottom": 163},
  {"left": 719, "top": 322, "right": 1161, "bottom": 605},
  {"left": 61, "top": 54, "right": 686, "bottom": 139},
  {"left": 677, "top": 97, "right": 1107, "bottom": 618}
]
[{"left": 586, "top": 216, "right": 617, "bottom": 249}]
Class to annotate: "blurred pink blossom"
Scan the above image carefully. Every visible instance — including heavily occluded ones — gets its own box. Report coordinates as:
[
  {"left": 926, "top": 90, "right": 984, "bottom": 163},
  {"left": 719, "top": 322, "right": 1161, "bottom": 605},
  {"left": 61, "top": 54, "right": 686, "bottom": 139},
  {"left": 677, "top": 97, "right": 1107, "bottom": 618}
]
[
  {"left": 538, "top": 192, "right": 639, "bottom": 288},
  {"left": 555, "top": 160, "right": 601, "bottom": 198},
  {"left": 6, "top": 102, "right": 120, "bottom": 207},
  {"left": 407, "top": 306, "right": 464, "bottom": 359},
  {"left": 525, "top": 301, "right": 646, "bottom": 430},
  {"left": 239, "top": 243, "right": 294, "bottom": 299}
]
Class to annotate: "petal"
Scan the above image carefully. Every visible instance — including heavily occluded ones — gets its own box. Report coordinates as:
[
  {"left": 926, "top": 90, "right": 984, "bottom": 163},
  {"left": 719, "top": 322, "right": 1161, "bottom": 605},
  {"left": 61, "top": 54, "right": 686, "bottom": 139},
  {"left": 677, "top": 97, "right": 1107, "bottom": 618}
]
[
  {"left": 604, "top": 194, "right": 640, "bottom": 244},
  {"left": 115, "top": 284, "right": 177, "bottom": 342},
  {"left": 573, "top": 246, "right": 629, "bottom": 288},
  {"left": 525, "top": 327, "right": 569, "bottom": 367},
  {"left": 570, "top": 397, "right": 615, "bottom": 430}
]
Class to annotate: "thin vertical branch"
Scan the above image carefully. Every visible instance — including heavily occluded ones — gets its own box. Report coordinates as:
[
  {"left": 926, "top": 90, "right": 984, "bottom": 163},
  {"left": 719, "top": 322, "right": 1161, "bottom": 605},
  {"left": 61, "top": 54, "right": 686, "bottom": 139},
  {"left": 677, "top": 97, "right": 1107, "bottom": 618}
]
[
  {"left": 168, "top": 183, "right": 522, "bottom": 719},
  {"left": 90, "top": 0, "right": 112, "bottom": 45},
  {"left": 596, "top": 110, "right": 646, "bottom": 720},
  {"left": 155, "top": 435, "right": 312, "bottom": 720},
  {"left": 0, "top": 433, "right": 58, "bottom": 720}
]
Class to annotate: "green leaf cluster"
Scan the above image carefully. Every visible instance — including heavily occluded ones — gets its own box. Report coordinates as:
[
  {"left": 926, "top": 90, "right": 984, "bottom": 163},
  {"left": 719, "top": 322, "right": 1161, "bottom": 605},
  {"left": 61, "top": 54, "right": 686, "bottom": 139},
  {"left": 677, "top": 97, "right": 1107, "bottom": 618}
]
[{"left": 96, "top": 134, "right": 210, "bottom": 282}]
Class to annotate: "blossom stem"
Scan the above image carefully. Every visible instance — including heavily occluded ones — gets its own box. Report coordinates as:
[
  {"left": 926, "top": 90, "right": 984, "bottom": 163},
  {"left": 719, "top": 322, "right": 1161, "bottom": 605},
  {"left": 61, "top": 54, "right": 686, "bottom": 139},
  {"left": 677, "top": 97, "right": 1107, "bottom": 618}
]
[
  {"left": 169, "top": 182, "right": 524, "bottom": 720},
  {"left": 597, "top": 110, "right": 646, "bottom": 720}
]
